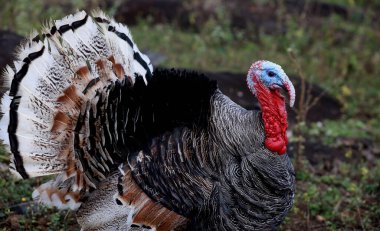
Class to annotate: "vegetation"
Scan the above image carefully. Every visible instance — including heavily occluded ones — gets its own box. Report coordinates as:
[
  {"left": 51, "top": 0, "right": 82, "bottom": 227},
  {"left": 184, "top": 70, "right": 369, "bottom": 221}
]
[{"left": 0, "top": 0, "right": 379, "bottom": 230}]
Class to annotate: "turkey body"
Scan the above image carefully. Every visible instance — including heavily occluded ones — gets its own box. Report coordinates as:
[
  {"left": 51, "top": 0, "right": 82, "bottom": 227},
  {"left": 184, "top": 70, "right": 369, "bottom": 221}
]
[
  {"left": 77, "top": 68, "right": 295, "bottom": 230},
  {"left": 0, "top": 11, "right": 295, "bottom": 231}
]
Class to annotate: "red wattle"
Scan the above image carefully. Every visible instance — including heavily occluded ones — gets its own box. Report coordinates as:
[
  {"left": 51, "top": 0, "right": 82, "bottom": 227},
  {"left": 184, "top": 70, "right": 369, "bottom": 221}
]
[{"left": 254, "top": 77, "right": 289, "bottom": 155}]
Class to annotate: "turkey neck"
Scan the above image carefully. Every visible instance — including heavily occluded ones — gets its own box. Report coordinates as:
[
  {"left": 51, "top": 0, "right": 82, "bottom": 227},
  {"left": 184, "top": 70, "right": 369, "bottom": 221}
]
[
  {"left": 209, "top": 90, "right": 291, "bottom": 166},
  {"left": 209, "top": 91, "right": 263, "bottom": 158},
  {"left": 254, "top": 77, "right": 289, "bottom": 154}
]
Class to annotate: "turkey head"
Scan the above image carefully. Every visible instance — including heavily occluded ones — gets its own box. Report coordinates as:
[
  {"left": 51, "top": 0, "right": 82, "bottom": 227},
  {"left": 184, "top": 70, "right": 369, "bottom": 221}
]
[{"left": 246, "top": 60, "right": 296, "bottom": 155}]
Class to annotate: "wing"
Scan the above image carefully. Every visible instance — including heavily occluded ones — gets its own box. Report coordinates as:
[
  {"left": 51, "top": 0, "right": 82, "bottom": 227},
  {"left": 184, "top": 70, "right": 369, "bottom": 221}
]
[
  {"left": 123, "top": 127, "right": 215, "bottom": 216},
  {"left": 77, "top": 170, "right": 188, "bottom": 231}
]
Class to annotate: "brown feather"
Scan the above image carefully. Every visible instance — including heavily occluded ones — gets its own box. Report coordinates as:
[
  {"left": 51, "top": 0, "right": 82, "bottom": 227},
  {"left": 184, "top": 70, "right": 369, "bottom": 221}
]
[
  {"left": 119, "top": 168, "right": 188, "bottom": 230},
  {"left": 113, "top": 63, "right": 125, "bottom": 79},
  {"left": 76, "top": 66, "right": 91, "bottom": 81},
  {"left": 51, "top": 111, "right": 71, "bottom": 133}
]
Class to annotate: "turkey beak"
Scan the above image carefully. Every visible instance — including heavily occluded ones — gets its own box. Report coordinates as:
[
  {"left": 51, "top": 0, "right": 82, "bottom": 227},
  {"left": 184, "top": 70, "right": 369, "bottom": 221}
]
[{"left": 282, "top": 76, "right": 296, "bottom": 108}]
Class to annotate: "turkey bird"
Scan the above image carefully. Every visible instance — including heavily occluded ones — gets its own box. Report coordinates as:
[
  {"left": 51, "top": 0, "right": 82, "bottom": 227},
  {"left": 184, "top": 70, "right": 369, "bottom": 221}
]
[{"left": 0, "top": 11, "right": 296, "bottom": 230}]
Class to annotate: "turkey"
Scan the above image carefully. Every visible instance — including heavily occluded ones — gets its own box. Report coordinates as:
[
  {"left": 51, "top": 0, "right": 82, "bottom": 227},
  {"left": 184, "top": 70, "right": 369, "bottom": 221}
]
[{"left": 0, "top": 11, "right": 296, "bottom": 230}]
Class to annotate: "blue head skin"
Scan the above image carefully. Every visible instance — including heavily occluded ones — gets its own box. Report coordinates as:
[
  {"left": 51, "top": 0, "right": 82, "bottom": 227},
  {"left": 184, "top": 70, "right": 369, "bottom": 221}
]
[{"left": 247, "top": 60, "right": 295, "bottom": 107}]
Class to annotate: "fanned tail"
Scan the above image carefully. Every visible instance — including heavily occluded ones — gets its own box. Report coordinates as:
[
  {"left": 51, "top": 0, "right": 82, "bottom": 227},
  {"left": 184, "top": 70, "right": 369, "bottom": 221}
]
[{"left": 0, "top": 10, "right": 152, "bottom": 209}]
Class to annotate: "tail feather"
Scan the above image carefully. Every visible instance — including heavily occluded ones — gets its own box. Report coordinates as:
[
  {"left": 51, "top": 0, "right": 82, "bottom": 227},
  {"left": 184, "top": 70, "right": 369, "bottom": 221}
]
[{"left": 0, "top": 10, "right": 153, "bottom": 210}]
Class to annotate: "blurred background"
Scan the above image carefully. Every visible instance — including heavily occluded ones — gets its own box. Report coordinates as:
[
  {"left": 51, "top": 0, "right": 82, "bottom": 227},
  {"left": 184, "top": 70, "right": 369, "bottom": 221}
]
[{"left": 0, "top": 0, "right": 379, "bottom": 230}]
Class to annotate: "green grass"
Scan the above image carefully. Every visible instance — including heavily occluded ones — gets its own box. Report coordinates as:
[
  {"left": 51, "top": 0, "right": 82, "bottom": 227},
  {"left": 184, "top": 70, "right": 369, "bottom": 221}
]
[
  {"left": 282, "top": 160, "right": 380, "bottom": 230},
  {"left": 0, "top": 0, "right": 380, "bottom": 230},
  {"left": 0, "top": 147, "right": 78, "bottom": 229},
  {"left": 298, "top": 119, "right": 373, "bottom": 146}
]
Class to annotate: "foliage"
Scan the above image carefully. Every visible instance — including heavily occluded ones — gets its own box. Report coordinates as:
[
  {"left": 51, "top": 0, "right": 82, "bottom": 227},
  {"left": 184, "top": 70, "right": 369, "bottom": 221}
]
[
  {"left": 0, "top": 146, "right": 78, "bottom": 229},
  {"left": 281, "top": 160, "right": 380, "bottom": 230},
  {"left": 299, "top": 119, "right": 371, "bottom": 146},
  {"left": 0, "top": 0, "right": 119, "bottom": 36}
]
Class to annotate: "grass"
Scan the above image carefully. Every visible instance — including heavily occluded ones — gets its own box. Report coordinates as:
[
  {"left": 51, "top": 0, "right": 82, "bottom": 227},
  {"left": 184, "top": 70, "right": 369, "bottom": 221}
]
[
  {"left": 283, "top": 160, "right": 380, "bottom": 230},
  {"left": 0, "top": 144, "right": 78, "bottom": 229},
  {"left": 1, "top": 0, "right": 380, "bottom": 230}
]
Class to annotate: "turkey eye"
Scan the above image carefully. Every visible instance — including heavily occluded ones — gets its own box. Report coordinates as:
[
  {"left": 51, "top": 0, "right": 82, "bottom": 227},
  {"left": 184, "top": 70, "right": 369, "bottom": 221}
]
[{"left": 268, "top": 71, "right": 275, "bottom": 77}]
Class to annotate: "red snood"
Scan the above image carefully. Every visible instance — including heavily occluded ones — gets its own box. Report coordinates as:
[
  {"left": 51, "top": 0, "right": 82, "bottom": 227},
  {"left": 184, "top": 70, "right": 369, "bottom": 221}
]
[{"left": 254, "top": 78, "right": 288, "bottom": 154}]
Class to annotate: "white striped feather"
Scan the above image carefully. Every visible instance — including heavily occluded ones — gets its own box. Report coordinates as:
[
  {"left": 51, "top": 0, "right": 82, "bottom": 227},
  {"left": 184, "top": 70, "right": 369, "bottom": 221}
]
[{"left": 0, "top": 10, "right": 153, "bottom": 211}]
